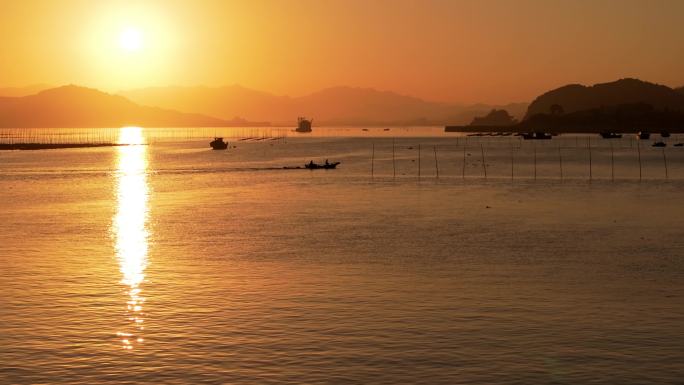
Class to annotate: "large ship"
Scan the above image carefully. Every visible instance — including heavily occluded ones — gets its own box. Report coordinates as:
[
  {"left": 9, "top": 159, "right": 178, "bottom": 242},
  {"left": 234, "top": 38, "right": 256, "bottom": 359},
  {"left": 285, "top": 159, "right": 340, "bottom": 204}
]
[{"left": 296, "top": 117, "right": 313, "bottom": 133}]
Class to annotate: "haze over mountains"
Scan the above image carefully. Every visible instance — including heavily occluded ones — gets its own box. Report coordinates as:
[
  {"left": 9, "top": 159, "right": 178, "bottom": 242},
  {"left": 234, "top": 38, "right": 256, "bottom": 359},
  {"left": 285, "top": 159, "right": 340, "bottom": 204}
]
[
  {"left": 1, "top": 79, "right": 683, "bottom": 129},
  {"left": 0, "top": 85, "right": 52, "bottom": 98},
  {"left": 0, "top": 86, "right": 230, "bottom": 128},
  {"left": 119, "top": 86, "right": 528, "bottom": 126}
]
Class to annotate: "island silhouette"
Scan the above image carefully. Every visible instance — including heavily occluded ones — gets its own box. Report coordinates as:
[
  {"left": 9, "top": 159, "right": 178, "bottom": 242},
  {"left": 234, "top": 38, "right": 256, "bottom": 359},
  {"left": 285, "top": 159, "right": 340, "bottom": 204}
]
[
  {"left": 446, "top": 78, "right": 684, "bottom": 133},
  {"left": 469, "top": 109, "right": 517, "bottom": 126},
  {"left": 524, "top": 78, "right": 684, "bottom": 119}
]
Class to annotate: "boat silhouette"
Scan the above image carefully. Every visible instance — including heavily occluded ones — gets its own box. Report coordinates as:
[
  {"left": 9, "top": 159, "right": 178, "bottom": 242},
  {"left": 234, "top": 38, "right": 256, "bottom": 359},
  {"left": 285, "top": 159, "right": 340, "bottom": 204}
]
[
  {"left": 305, "top": 160, "right": 340, "bottom": 169},
  {"left": 521, "top": 132, "right": 552, "bottom": 140},
  {"left": 600, "top": 132, "right": 622, "bottom": 139},
  {"left": 296, "top": 117, "right": 313, "bottom": 133},
  {"left": 210, "top": 137, "right": 228, "bottom": 150}
]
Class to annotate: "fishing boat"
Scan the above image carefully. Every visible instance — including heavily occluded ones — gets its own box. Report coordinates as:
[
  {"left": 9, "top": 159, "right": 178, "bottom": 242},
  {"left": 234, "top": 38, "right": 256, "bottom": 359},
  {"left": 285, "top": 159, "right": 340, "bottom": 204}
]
[
  {"left": 637, "top": 131, "right": 651, "bottom": 140},
  {"left": 600, "top": 132, "right": 622, "bottom": 139},
  {"left": 652, "top": 141, "right": 667, "bottom": 147},
  {"left": 210, "top": 137, "right": 228, "bottom": 150},
  {"left": 296, "top": 117, "right": 313, "bottom": 133},
  {"left": 305, "top": 160, "right": 340, "bottom": 169},
  {"left": 521, "top": 132, "right": 552, "bottom": 140}
]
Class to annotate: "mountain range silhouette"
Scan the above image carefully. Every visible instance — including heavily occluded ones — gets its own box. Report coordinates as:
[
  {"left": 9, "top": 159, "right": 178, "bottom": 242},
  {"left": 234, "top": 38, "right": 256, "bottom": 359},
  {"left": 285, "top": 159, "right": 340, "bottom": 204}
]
[
  {"left": 2, "top": 79, "right": 683, "bottom": 128},
  {"left": 120, "top": 85, "right": 527, "bottom": 126},
  {"left": 0, "top": 86, "right": 241, "bottom": 128}
]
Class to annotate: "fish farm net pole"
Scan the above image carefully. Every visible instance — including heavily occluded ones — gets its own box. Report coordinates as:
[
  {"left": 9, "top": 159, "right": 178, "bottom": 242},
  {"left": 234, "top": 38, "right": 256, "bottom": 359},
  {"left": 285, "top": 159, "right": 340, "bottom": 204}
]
[
  {"left": 588, "top": 137, "right": 592, "bottom": 182},
  {"left": 533, "top": 142, "right": 537, "bottom": 181},
  {"left": 558, "top": 144, "right": 563, "bottom": 182},
  {"left": 418, "top": 143, "right": 421, "bottom": 179},
  {"left": 637, "top": 140, "right": 642, "bottom": 182},
  {"left": 392, "top": 138, "right": 396, "bottom": 180},
  {"left": 663, "top": 148, "right": 669, "bottom": 180},
  {"left": 510, "top": 145, "right": 515, "bottom": 181},
  {"left": 434, "top": 145, "right": 439, "bottom": 179},
  {"left": 480, "top": 144, "right": 487, "bottom": 180},
  {"left": 462, "top": 139, "right": 467, "bottom": 180},
  {"left": 371, "top": 142, "right": 375, "bottom": 180},
  {"left": 610, "top": 142, "right": 615, "bottom": 182}
]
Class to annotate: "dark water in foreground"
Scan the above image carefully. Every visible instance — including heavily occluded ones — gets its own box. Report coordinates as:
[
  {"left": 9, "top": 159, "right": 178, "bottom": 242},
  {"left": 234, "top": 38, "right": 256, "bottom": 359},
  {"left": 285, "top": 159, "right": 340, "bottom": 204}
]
[{"left": 1, "top": 129, "right": 684, "bottom": 384}]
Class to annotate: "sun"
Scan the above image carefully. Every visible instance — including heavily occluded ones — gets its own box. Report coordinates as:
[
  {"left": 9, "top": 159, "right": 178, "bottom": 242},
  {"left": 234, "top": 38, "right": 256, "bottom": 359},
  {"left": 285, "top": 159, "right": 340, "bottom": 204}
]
[{"left": 119, "top": 27, "right": 144, "bottom": 52}]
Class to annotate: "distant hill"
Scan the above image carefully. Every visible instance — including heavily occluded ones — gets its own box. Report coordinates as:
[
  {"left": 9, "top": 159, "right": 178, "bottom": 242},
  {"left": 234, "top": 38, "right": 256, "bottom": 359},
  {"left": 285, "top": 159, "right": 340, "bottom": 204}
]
[
  {"left": 469, "top": 109, "right": 517, "bottom": 126},
  {"left": 446, "top": 79, "right": 684, "bottom": 133},
  {"left": 0, "top": 86, "right": 254, "bottom": 128},
  {"left": 0, "top": 84, "right": 51, "bottom": 97},
  {"left": 525, "top": 78, "right": 684, "bottom": 119},
  {"left": 519, "top": 102, "right": 684, "bottom": 133},
  {"left": 120, "top": 85, "right": 528, "bottom": 126}
]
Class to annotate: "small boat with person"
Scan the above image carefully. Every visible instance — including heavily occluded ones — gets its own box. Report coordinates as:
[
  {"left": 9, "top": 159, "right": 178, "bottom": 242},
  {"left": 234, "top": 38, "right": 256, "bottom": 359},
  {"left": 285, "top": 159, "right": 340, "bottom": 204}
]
[
  {"left": 210, "top": 137, "right": 229, "bottom": 150},
  {"left": 305, "top": 159, "right": 340, "bottom": 169}
]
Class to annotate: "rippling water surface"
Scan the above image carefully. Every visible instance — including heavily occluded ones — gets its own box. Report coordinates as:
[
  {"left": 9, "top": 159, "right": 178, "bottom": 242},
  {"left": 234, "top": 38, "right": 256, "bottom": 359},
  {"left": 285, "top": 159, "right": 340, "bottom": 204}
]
[{"left": 1, "top": 128, "right": 684, "bottom": 384}]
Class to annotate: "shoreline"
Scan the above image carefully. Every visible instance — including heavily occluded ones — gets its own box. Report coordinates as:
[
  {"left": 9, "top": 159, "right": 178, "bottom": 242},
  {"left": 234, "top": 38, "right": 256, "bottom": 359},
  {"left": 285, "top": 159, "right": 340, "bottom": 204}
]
[
  {"left": 0, "top": 143, "right": 137, "bottom": 150},
  {"left": 444, "top": 125, "right": 684, "bottom": 134}
]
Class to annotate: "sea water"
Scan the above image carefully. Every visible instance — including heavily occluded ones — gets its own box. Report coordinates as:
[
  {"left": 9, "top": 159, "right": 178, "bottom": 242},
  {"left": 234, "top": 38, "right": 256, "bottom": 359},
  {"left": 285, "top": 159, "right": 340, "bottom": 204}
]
[{"left": 1, "top": 127, "right": 683, "bottom": 384}]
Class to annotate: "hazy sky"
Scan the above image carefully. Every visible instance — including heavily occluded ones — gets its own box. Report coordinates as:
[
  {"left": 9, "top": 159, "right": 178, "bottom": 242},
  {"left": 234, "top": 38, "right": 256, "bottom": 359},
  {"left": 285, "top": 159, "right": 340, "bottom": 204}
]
[{"left": 1, "top": 0, "right": 683, "bottom": 104}]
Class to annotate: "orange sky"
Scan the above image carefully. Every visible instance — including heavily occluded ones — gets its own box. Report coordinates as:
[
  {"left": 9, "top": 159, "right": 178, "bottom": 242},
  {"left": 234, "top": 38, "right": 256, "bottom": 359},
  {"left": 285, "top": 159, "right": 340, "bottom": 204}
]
[{"left": 1, "top": 0, "right": 683, "bottom": 104}]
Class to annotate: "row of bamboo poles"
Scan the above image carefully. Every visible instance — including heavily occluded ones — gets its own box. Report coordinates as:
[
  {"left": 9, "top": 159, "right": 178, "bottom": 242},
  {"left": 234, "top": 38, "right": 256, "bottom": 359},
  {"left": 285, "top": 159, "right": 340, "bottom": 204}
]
[
  {"left": 0, "top": 127, "right": 287, "bottom": 145},
  {"left": 371, "top": 138, "right": 677, "bottom": 181},
  {"left": 0, "top": 128, "right": 678, "bottom": 180}
]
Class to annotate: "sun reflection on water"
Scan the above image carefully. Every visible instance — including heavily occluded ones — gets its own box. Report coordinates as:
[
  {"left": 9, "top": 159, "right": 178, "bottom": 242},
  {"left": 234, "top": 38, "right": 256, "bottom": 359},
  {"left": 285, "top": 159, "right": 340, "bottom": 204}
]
[{"left": 113, "top": 127, "right": 149, "bottom": 350}]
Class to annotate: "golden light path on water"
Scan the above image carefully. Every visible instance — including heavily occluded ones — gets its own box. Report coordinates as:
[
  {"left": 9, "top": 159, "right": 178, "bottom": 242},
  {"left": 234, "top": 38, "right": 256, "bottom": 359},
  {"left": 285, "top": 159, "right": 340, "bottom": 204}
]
[{"left": 113, "top": 127, "right": 149, "bottom": 350}]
